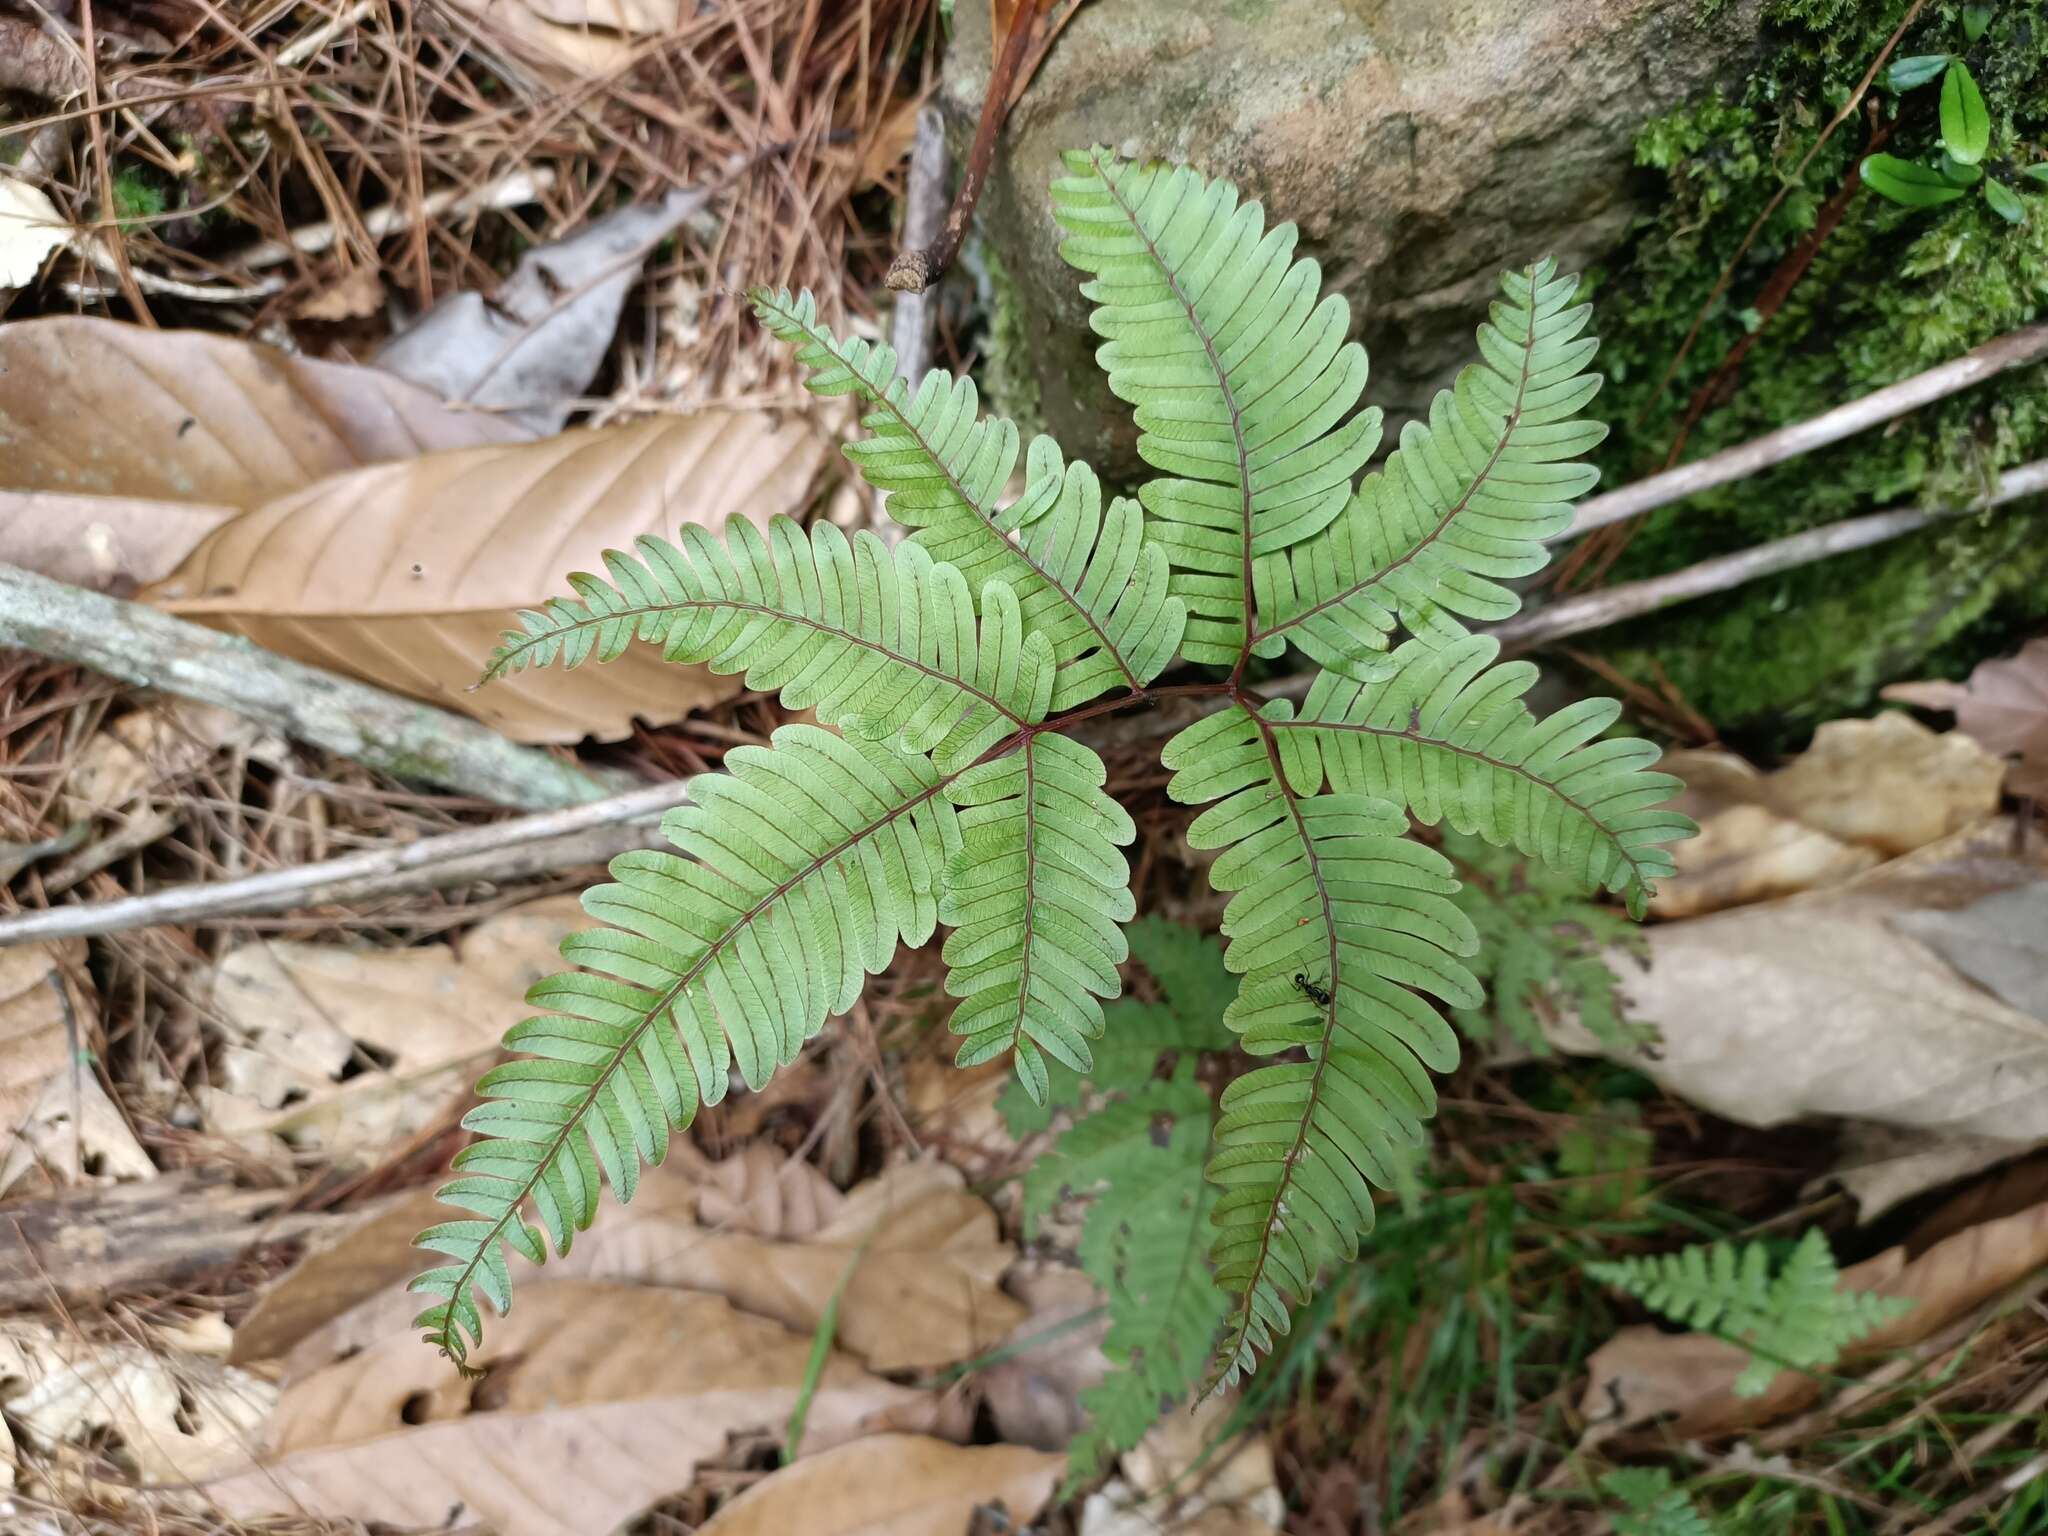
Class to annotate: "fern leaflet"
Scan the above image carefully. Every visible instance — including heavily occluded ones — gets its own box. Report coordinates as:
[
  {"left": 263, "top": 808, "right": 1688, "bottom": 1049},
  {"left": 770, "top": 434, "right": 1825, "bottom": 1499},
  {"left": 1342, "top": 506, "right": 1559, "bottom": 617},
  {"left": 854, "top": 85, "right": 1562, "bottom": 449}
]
[
  {"left": 1253, "top": 261, "right": 1606, "bottom": 674},
  {"left": 1165, "top": 702, "right": 1481, "bottom": 1389},
  {"left": 754, "top": 289, "right": 1185, "bottom": 708},
  {"left": 1586, "top": 1229, "right": 1912, "bottom": 1395},
  {"left": 941, "top": 732, "right": 1136, "bottom": 1100},
  {"left": 1051, "top": 149, "right": 1382, "bottom": 666},
  {"left": 489, "top": 517, "right": 1052, "bottom": 771},
  {"left": 411, "top": 726, "right": 963, "bottom": 1369},
  {"left": 1601, "top": 1469, "right": 1721, "bottom": 1536}
]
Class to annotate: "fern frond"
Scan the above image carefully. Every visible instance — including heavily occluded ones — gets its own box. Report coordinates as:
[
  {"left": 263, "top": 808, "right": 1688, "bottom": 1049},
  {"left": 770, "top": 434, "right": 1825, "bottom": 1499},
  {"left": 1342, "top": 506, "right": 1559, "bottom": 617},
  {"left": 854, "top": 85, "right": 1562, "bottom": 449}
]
[
  {"left": 940, "top": 733, "right": 1136, "bottom": 1102},
  {"left": 410, "top": 725, "right": 967, "bottom": 1370},
  {"left": 1164, "top": 702, "right": 1481, "bottom": 1389},
  {"left": 1254, "top": 261, "right": 1605, "bottom": 674},
  {"left": 1601, "top": 1470, "right": 1721, "bottom": 1536},
  {"left": 997, "top": 914, "right": 1236, "bottom": 1135},
  {"left": 1021, "top": 1079, "right": 1226, "bottom": 1485},
  {"left": 1272, "top": 634, "right": 1693, "bottom": 916},
  {"left": 1050, "top": 149, "right": 1382, "bottom": 666},
  {"left": 1586, "top": 1229, "right": 1911, "bottom": 1396},
  {"left": 490, "top": 517, "right": 1051, "bottom": 771},
  {"left": 752, "top": 289, "right": 1185, "bottom": 708}
]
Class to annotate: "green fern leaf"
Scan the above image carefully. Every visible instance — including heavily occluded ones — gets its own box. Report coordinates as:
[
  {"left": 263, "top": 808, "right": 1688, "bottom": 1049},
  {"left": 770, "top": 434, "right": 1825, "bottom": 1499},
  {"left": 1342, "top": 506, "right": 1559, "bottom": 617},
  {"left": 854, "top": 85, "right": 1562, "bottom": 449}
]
[
  {"left": 752, "top": 288, "right": 1184, "bottom": 708},
  {"left": 1586, "top": 1229, "right": 1912, "bottom": 1396},
  {"left": 998, "top": 915, "right": 1236, "bottom": 1135},
  {"left": 941, "top": 733, "right": 1136, "bottom": 1102},
  {"left": 1273, "top": 634, "right": 1693, "bottom": 916},
  {"left": 1164, "top": 702, "right": 1481, "bottom": 1389},
  {"left": 1254, "top": 260, "right": 1606, "bottom": 674},
  {"left": 489, "top": 517, "right": 1052, "bottom": 771},
  {"left": 1022, "top": 1078, "right": 1226, "bottom": 1485},
  {"left": 410, "top": 725, "right": 964, "bottom": 1370},
  {"left": 1050, "top": 149, "right": 1382, "bottom": 666},
  {"left": 1601, "top": 1469, "right": 1721, "bottom": 1536}
]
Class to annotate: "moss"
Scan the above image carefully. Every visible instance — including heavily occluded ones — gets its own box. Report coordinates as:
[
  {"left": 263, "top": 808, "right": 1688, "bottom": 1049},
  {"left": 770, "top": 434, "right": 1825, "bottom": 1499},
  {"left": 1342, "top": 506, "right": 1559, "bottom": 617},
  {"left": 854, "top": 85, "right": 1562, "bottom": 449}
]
[
  {"left": 977, "top": 240, "right": 1044, "bottom": 434},
  {"left": 1582, "top": 0, "right": 2048, "bottom": 747}
]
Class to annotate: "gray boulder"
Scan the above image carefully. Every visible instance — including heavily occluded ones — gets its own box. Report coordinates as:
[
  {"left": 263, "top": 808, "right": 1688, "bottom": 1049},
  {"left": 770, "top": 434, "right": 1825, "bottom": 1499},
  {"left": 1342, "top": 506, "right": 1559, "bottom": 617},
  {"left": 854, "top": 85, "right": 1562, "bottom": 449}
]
[{"left": 943, "top": 0, "right": 1764, "bottom": 477}]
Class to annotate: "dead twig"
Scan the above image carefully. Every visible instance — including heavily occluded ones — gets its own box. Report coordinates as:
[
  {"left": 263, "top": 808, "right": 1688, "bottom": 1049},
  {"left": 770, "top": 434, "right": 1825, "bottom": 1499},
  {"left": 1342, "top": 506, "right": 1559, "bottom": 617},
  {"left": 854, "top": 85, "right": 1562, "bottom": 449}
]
[
  {"left": 0, "top": 778, "right": 689, "bottom": 944},
  {"left": 1561, "top": 325, "right": 2048, "bottom": 542},
  {"left": 889, "top": 104, "right": 950, "bottom": 383},
  {"left": 0, "top": 561, "right": 622, "bottom": 814}
]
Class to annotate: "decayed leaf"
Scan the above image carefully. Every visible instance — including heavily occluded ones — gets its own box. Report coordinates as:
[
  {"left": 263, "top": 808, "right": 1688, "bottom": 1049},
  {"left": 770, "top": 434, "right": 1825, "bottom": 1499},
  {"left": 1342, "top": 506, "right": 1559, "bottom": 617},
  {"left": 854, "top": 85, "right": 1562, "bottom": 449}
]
[
  {"left": 1648, "top": 716, "right": 2003, "bottom": 919},
  {"left": 0, "top": 942, "right": 150, "bottom": 1198},
  {"left": 1767, "top": 712, "right": 2005, "bottom": 856},
  {"left": 61, "top": 702, "right": 264, "bottom": 820},
  {"left": 1110, "top": 1394, "right": 1286, "bottom": 1534},
  {"left": 694, "top": 1434, "right": 1062, "bottom": 1536},
  {"left": 380, "top": 185, "right": 713, "bottom": 435},
  {"left": 0, "top": 176, "right": 68, "bottom": 288},
  {"left": 1583, "top": 1198, "right": 2048, "bottom": 1436},
  {"left": 296, "top": 266, "right": 384, "bottom": 323},
  {"left": 696, "top": 1140, "right": 847, "bottom": 1239},
  {"left": 1554, "top": 822, "right": 2048, "bottom": 1146},
  {"left": 980, "top": 1263, "right": 1111, "bottom": 1451},
  {"left": 289, "top": 1159, "right": 1024, "bottom": 1377},
  {"left": 1887, "top": 639, "right": 2048, "bottom": 798},
  {"left": 199, "top": 895, "right": 595, "bottom": 1160},
  {"left": 208, "top": 1283, "right": 939, "bottom": 1536},
  {"left": 0, "top": 1322, "right": 274, "bottom": 1493},
  {"left": 147, "top": 412, "right": 832, "bottom": 743},
  {"left": 0, "top": 317, "right": 525, "bottom": 590}
]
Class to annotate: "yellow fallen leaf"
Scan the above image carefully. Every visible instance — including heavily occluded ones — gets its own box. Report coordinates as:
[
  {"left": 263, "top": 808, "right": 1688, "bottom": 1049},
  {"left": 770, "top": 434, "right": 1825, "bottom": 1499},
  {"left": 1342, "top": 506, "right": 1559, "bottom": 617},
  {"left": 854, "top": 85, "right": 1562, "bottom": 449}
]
[
  {"left": 1767, "top": 712, "right": 2005, "bottom": 857},
  {"left": 208, "top": 1283, "right": 941, "bottom": 1536},
  {"left": 694, "top": 1433, "right": 1062, "bottom": 1536}
]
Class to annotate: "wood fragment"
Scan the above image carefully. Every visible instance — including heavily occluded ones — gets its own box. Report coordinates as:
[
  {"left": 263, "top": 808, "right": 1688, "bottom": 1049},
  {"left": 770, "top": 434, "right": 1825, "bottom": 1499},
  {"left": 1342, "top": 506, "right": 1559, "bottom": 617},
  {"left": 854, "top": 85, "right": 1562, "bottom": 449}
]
[
  {"left": 0, "top": 561, "right": 623, "bottom": 812},
  {"left": 890, "top": 106, "right": 950, "bottom": 383}
]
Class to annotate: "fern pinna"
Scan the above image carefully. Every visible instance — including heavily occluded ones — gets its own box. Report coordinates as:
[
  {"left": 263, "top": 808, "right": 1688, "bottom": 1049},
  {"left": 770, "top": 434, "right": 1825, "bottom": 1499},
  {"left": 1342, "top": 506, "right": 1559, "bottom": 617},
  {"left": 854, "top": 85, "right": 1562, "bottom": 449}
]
[{"left": 413, "top": 147, "right": 1695, "bottom": 1391}]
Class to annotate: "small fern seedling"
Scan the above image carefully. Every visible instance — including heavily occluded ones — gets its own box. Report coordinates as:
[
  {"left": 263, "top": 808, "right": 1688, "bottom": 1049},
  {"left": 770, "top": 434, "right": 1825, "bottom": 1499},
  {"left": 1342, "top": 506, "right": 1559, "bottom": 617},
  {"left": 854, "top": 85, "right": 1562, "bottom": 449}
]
[
  {"left": 1600, "top": 1468, "right": 1721, "bottom": 1536},
  {"left": 1586, "top": 1229, "right": 1912, "bottom": 1395},
  {"left": 411, "top": 148, "right": 1696, "bottom": 1391}
]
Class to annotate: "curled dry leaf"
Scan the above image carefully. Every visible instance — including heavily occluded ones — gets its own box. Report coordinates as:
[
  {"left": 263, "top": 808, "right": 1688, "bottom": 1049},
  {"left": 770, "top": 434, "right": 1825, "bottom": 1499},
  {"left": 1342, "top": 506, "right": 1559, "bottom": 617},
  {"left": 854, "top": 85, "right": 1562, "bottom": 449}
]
[
  {"left": 1583, "top": 1198, "right": 2048, "bottom": 1437},
  {"left": 380, "top": 184, "right": 715, "bottom": 435},
  {"left": 199, "top": 895, "right": 595, "bottom": 1163},
  {"left": 147, "top": 412, "right": 833, "bottom": 743},
  {"left": 207, "top": 1283, "right": 940, "bottom": 1536},
  {"left": 0, "top": 1322, "right": 274, "bottom": 1498},
  {"left": 1554, "top": 821, "right": 2048, "bottom": 1153},
  {"left": 1648, "top": 713, "right": 2004, "bottom": 919},
  {"left": 0, "top": 316, "right": 524, "bottom": 591},
  {"left": 694, "top": 1433, "right": 1062, "bottom": 1536},
  {"left": 0, "top": 175, "right": 68, "bottom": 288},
  {"left": 288, "top": 1158, "right": 1025, "bottom": 1378},
  {"left": 696, "top": 1140, "right": 848, "bottom": 1240},
  {"left": 1887, "top": 637, "right": 2048, "bottom": 798}
]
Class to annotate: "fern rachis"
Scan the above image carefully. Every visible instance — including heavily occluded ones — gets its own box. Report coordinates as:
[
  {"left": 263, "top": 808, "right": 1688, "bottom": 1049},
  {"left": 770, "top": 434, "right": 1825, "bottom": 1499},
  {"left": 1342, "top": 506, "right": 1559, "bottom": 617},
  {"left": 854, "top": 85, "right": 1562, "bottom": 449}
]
[{"left": 414, "top": 148, "right": 1694, "bottom": 1396}]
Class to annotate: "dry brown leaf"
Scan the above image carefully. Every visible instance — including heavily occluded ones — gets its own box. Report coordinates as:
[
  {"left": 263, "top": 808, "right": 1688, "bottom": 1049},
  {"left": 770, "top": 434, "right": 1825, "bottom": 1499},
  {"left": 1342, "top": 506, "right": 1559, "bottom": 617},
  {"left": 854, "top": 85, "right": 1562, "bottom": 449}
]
[
  {"left": 296, "top": 267, "right": 384, "bottom": 323},
  {"left": 440, "top": 0, "right": 640, "bottom": 74},
  {"left": 1553, "top": 822, "right": 2048, "bottom": 1146},
  {"left": 1115, "top": 1393, "right": 1285, "bottom": 1533},
  {"left": 980, "top": 1262, "right": 1110, "bottom": 1451},
  {"left": 61, "top": 701, "right": 264, "bottom": 819},
  {"left": 0, "top": 175, "right": 67, "bottom": 288},
  {"left": 289, "top": 1158, "right": 1024, "bottom": 1377},
  {"left": 0, "top": 1322, "right": 274, "bottom": 1495},
  {"left": 208, "top": 1282, "right": 940, "bottom": 1536},
  {"left": 1887, "top": 638, "right": 2048, "bottom": 798},
  {"left": 0, "top": 942, "right": 149, "bottom": 1198},
  {"left": 147, "top": 412, "right": 832, "bottom": 743},
  {"left": 1767, "top": 712, "right": 2006, "bottom": 856},
  {"left": 1583, "top": 1198, "right": 2048, "bottom": 1437},
  {"left": 695, "top": 1433, "right": 1062, "bottom": 1536},
  {"left": 199, "top": 894, "right": 595, "bottom": 1162},
  {"left": 696, "top": 1140, "right": 847, "bottom": 1240},
  {"left": 0, "top": 317, "right": 525, "bottom": 590}
]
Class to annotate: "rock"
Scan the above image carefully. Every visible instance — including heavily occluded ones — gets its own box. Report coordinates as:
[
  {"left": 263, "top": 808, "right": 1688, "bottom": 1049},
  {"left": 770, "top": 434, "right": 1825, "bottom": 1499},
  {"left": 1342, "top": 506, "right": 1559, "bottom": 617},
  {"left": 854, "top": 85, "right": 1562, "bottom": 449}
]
[{"left": 943, "top": 0, "right": 1765, "bottom": 477}]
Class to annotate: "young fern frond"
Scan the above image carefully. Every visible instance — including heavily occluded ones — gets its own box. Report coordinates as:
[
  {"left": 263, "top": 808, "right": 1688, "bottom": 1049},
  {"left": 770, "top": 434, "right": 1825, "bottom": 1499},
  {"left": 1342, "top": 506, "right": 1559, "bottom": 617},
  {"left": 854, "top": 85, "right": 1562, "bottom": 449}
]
[
  {"left": 1165, "top": 705, "right": 1481, "bottom": 1389},
  {"left": 1601, "top": 1470, "right": 1722, "bottom": 1536},
  {"left": 753, "top": 289, "right": 1185, "bottom": 708},
  {"left": 489, "top": 517, "right": 1053, "bottom": 771},
  {"left": 1253, "top": 261, "right": 1606, "bottom": 673},
  {"left": 941, "top": 733, "right": 1136, "bottom": 1101},
  {"left": 1275, "top": 634, "right": 1690, "bottom": 915},
  {"left": 1050, "top": 149, "right": 1382, "bottom": 666},
  {"left": 411, "top": 726, "right": 965, "bottom": 1369},
  {"left": 1586, "top": 1230, "right": 1912, "bottom": 1396}
]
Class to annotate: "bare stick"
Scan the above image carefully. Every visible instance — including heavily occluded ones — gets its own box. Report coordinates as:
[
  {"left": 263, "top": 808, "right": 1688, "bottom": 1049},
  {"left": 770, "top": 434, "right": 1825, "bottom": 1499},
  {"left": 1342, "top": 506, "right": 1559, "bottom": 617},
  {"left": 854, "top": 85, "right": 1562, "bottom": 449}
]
[
  {"left": 0, "top": 561, "right": 620, "bottom": 812},
  {"left": 1501, "top": 459, "right": 2048, "bottom": 653},
  {"left": 0, "top": 779, "right": 690, "bottom": 944},
  {"left": 886, "top": 2, "right": 1041, "bottom": 294},
  {"left": 890, "top": 106, "right": 950, "bottom": 384},
  {"left": 1562, "top": 324, "right": 2048, "bottom": 542}
]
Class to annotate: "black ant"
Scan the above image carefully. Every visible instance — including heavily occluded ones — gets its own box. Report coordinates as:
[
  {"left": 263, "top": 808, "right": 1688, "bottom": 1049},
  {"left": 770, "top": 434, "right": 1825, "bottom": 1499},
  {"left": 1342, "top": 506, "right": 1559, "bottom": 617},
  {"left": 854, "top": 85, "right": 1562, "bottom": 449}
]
[{"left": 1292, "top": 973, "right": 1332, "bottom": 1007}]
